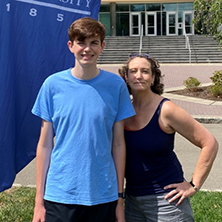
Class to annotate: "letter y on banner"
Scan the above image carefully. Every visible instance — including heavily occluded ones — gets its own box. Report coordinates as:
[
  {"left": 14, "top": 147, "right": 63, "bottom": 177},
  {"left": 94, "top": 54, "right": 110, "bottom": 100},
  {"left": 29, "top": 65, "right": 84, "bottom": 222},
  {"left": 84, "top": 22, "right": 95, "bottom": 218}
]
[{"left": 0, "top": 0, "right": 101, "bottom": 192}]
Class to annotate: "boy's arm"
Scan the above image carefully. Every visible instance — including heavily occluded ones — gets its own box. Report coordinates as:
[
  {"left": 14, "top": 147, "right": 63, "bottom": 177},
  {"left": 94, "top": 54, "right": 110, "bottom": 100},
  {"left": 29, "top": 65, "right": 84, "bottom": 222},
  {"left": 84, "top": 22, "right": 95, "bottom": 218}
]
[
  {"left": 32, "top": 120, "right": 54, "bottom": 222},
  {"left": 112, "top": 120, "right": 126, "bottom": 222}
]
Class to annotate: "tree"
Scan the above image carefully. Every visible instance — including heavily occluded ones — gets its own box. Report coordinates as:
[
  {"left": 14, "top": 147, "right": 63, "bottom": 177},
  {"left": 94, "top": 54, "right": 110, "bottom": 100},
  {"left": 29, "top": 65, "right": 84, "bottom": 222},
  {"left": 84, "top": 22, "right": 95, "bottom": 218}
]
[{"left": 193, "top": 0, "right": 222, "bottom": 47}]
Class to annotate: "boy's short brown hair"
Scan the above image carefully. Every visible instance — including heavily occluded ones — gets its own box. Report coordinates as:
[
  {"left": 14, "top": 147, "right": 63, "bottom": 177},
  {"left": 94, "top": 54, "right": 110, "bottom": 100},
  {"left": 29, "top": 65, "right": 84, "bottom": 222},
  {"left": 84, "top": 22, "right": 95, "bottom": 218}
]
[{"left": 68, "top": 17, "right": 106, "bottom": 43}]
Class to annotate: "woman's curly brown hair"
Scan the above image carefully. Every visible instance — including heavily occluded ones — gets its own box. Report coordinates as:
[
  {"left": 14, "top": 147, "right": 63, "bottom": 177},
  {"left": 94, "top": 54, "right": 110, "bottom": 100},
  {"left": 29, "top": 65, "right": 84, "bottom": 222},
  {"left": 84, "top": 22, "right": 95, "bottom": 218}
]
[{"left": 118, "top": 54, "right": 164, "bottom": 95}]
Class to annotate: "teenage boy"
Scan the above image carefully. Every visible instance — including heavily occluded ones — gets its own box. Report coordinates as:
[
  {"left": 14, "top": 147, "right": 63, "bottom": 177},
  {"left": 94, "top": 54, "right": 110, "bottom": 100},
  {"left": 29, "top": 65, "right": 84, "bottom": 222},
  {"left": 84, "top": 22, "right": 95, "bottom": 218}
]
[{"left": 32, "top": 17, "right": 135, "bottom": 222}]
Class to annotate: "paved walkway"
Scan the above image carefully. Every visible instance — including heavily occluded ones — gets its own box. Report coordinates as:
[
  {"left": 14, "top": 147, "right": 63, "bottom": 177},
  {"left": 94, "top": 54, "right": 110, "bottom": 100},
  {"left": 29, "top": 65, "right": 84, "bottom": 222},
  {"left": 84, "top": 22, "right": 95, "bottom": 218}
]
[
  {"left": 14, "top": 63, "right": 222, "bottom": 191},
  {"left": 98, "top": 63, "right": 222, "bottom": 121}
]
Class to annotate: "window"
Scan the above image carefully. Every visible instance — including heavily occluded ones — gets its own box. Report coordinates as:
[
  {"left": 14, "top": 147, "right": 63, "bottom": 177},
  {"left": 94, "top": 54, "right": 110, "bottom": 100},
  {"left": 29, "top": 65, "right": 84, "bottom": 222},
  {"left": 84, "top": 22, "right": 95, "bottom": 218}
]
[
  {"left": 178, "top": 3, "right": 193, "bottom": 11},
  {"left": 116, "top": 13, "right": 129, "bottom": 36},
  {"left": 99, "top": 4, "right": 110, "bottom": 12},
  {"left": 146, "top": 4, "right": 161, "bottom": 11},
  {"left": 162, "top": 3, "right": 177, "bottom": 11},
  {"left": 130, "top": 4, "right": 145, "bottom": 12},
  {"left": 116, "top": 4, "right": 129, "bottom": 12},
  {"left": 99, "top": 13, "right": 110, "bottom": 36}
]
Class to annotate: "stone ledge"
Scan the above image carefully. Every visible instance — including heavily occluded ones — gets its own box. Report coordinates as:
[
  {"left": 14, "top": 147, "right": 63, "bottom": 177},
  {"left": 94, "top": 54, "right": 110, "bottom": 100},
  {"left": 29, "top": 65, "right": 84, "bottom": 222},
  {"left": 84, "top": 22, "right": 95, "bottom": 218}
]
[{"left": 193, "top": 116, "right": 222, "bottom": 124}]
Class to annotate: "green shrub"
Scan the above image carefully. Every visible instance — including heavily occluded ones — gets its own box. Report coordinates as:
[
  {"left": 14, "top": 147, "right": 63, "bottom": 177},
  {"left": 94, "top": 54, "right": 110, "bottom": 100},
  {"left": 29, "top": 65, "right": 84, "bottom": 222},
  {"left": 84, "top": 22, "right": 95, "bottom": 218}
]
[
  {"left": 210, "top": 70, "right": 222, "bottom": 85},
  {"left": 183, "top": 77, "right": 201, "bottom": 91},
  {"left": 210, "top": 70, "right": 222, "bottom": 97},
  {"left": 210, "top": 84, "right": 222, "bottom": 96}
]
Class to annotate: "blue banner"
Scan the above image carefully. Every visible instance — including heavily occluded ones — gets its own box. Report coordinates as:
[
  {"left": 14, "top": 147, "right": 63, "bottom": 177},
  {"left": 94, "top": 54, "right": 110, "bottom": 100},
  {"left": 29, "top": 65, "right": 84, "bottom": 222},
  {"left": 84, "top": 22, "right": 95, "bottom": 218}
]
[{"left": 0, "top": 0, "right": 101, "bottom": 192}]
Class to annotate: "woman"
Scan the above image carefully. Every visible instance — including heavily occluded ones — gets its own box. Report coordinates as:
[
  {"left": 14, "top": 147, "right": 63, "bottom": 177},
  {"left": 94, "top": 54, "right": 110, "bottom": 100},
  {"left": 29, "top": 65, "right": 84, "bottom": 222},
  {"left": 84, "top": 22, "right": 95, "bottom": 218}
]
[{"left": 118, "top": 53, "right": 218, "bottom": 222}]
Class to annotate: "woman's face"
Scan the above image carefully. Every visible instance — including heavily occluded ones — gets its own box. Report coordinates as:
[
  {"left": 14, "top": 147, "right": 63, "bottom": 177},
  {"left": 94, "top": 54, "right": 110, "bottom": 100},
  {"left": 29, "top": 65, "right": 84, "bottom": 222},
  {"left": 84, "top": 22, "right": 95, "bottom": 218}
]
[{"left": 126, "top": 57, "right": 155, "bottom": 93}]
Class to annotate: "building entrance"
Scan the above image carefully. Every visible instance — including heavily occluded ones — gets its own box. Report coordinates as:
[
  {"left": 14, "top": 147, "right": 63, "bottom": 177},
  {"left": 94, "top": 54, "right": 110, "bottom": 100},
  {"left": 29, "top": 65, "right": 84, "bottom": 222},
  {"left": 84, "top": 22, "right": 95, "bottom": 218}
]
[
  {"left": 146, "top": 12, "right": 156, "bottom": 36},
  {"left": 167, "top": 11, "right": 177, "bottom": 35},
  {"left": 99, "top": 2, "right": 195, "bottom": 36},
  {"left": 130, "top": 12, "right": 141, "bottom": 36}
]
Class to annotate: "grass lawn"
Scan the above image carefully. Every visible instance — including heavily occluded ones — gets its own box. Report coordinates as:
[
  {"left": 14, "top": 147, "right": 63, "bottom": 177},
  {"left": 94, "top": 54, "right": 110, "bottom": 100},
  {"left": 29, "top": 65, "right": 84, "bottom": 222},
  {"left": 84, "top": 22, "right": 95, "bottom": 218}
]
[
  {"left": 190, "top": 191, "right": 222, "bottom": 222},
  {"left": 0, "top": 187, "right": 222, "bottom": 222},
  {"left": 0, "top": 187, "right": 35, "bottom": 222}
]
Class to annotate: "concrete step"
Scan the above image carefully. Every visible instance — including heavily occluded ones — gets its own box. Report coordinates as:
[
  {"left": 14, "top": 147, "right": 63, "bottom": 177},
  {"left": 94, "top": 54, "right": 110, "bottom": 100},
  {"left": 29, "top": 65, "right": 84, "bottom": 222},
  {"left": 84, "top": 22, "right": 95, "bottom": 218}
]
[{"left": 99, "top": 35, "right": 222, "bottom": 64}]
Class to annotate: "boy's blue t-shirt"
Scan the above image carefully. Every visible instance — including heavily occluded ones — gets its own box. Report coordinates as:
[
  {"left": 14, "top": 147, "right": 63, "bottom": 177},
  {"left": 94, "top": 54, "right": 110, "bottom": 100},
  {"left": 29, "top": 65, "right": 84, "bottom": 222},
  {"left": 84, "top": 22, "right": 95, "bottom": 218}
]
[{"left": 32, "top": 69, "right": 135, "bottom": 205}]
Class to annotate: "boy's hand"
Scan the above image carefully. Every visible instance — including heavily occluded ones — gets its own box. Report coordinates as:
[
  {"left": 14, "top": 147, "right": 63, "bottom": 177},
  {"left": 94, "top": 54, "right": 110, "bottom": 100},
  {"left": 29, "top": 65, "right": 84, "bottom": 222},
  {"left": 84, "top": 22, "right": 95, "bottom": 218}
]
[
  {"left": 32, "top": 203, "right": 46, "bottom": 222},
  {"left": 116, "top": 198, "right": 125, "bottom": 222}
]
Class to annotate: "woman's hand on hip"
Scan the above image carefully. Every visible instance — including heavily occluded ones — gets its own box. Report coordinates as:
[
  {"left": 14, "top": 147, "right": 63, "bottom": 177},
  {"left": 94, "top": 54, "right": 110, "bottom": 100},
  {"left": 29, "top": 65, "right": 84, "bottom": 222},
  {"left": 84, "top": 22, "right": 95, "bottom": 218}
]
[{"left": 164, "top": 180, "right": 197, "bottom": 206}]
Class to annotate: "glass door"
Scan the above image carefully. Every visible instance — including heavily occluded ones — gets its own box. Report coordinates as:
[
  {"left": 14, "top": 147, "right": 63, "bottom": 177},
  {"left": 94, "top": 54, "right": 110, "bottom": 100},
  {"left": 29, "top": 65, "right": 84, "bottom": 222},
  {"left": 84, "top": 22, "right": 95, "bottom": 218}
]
[
  {"left": 183, "top": 11, "right": 194, "bottom": 35},
  {"left": 130, "top": 12, "right": 141, "bottom": 36},
  {"left": 99, "top": 13, "right": 110, "bottom": 36},
  {"left": 167, "top": 11, "right": 177, "bottom": 35},
  {"left": 145, "top": 12, "right": 156, "bottom": 36}
]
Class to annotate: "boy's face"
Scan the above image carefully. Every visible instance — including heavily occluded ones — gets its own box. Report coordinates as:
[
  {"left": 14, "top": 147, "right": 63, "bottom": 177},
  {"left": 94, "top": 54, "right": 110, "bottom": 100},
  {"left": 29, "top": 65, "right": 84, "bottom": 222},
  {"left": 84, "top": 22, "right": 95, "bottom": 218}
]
[{"left": 68, "top": 36, "right": 105, "bottom": 67}]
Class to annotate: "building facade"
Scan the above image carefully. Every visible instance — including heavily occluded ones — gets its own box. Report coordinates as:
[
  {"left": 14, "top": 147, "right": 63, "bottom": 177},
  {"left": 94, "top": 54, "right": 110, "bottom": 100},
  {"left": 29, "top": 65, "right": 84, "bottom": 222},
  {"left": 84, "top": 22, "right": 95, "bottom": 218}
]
[{"left": 99, "top": 0, "right": 195, "bottom": 36}]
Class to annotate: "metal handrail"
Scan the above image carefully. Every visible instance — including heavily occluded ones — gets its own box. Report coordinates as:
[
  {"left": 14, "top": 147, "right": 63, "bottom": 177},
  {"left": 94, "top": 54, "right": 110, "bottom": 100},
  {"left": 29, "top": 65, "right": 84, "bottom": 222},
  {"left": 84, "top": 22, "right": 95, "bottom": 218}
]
[
  {"left": 184, "top": 24, "right": 191, "bottom": 64},
  {"left": 139, "top": 25, "right": 143, "bottom": 54}
]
